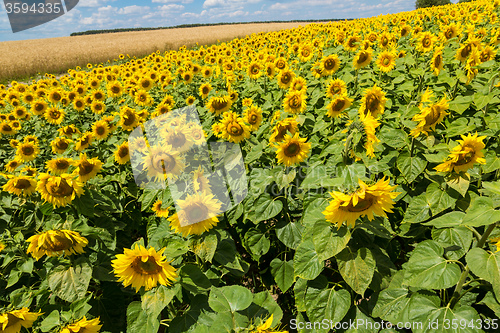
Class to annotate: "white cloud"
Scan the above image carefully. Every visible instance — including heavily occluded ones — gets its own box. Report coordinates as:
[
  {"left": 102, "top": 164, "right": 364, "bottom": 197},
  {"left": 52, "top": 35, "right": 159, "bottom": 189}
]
[
  {"left": 158, "top": 4, "right": 185, "bottom": 11},
  {"left": 118, "top": 5, "right": 151, "bottom": 15},
  {"left": 152, "top": 0, "right": 193, "bottom": 3}
]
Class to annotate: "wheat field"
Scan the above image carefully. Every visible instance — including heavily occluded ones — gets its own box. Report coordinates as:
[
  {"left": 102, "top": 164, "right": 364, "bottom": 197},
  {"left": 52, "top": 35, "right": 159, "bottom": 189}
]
[{"left": 0, "top": 22, "right": 313, "bottom": 82}]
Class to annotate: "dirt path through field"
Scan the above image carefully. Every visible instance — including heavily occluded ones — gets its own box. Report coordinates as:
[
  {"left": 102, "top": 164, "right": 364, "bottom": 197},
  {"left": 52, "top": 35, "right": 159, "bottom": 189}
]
[{"left": 0, "top": 22, "right": 316, "bottom": 83}]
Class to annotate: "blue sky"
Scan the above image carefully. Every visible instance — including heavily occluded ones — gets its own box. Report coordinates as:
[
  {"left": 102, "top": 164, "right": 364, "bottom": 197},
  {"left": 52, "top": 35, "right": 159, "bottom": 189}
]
[{"left": 0, "top": 0, "right": 458, "bottom": 42}]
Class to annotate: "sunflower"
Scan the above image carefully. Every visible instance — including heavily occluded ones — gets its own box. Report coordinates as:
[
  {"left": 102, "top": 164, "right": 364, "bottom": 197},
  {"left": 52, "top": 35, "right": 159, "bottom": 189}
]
[
  {"left": 12, "top": 106, "right": 28, "bottom": 119},
  {"left": 5, "top": 159, "right": 22, "bottom": 173},
  {"left": 91, "top": 101, "right": 106, "bottom": 114},
  {"left": 91, "top": 89, "right": 106, "bottom": 101},
  {"left": 219, "top": 112, "right": 251, "bottom": 143},
  {"left": 9, "top": 139, "right": 19, "bottom": 149},
  {"left": 275, "top": 132, "right": 311, "bottom": 166},
  {"left": 161, "top": 126, "right": 193, "bottom": 153},
  {"left": 298, "top": 43, "right": 314, "bottom": 62},
  {"left": 319, "top": 54, "right": 341, "bottom": 75},
  {"left": 206, "top": 95, "right": 232, "bottom": 116},
  {"left": 359, "top": 112, "right": 381, "bottom": 158},
  {"left": 51, "top": 137, "right": 72, "bottom": 154},
  {"left": 73, "top": 153, "right": 103, "bottom": 183},
  {"left": 59, "top": 317, "right": 102, "bottom": 333},
  {"left": 119, "top": 107, "right": 140, "bottom": 131},
  {"left": 3, "top": 176, "right": 37, "bottom": 197},
  {"left": 379, "top": 32, "right": 393, "bottom": 49},
  {"left": 290, "top": 77, "right": 307, "bottom": 94},
  {"left": 199, "top": 83, "right": 212, "bottom": 99},
  {"left": 479, "top": 46, "right": 496, "bottom": 63},
  {"left": 31, "top": 99, "right": 48, "bottom": 115},
  {"left": 265, "top": 63, "right": 276, "bottom": 78},
  {"left": 185, "top": 95, "right": 196, "bottom": 105},
  {"left": 91, "top": 120, "right": 110, "bottom": 140},
  {"left": 45, "top": 107, "right": 65, "bottom": 125},
  {"left": 0, "top": 241, "right": 4, "bottom": 252},
  {"left": 139, "top": 77, "right": 154, "bottom": 91},
  {"left": 37, "top": 173, "right": 84, "bottom": 207},
  {"left": 0, "top": 308, "right": 42, "bottom": 333},
  {"left": 114, "top": 142, "right": 130, "bottom": 165},
  {"left": 277, "top": 69, "right": 295, "bottom": 89},
  {"left": 417, "top": 31, "right": 438, "bottom": 53},
  {"left": 151, "top": 200, "right": 170, "bottom": 218},
  {"left": 410, "top": 94, "right": 449, "bottom": 137},
  {"left": 244, "top": 105, "right": 263, "bottom": 131},
  {"left": 58, "top": 125, "right": 81, "bottom": 138},
  {"left": 326, "top": 95, "right": 353, "bottom": 118},
  {"left": 134, "top": 90, "right": 153, "bottom": 106},
  {"left": 326, "top": 79, "right": 347, "bottom": 99},
  {"left": 111, "top": 244, "right": 178, "bottom": 292},
  {"left": 46, "top": 157, "right": 74, "bottom": 175},
  {"left": 16, "top": 142, "right": 40, "bottom": 162},
  {"left": 430, "top": 48, "right": 444, "bottom": 76},
  {"left": 73, "top": 97, "right": 86, "bottom": 112},
  {"left": 107, "top": 81, "right": 124, "bottom": 97},
  {"left": 143, "top": 145, "right": 185, "bottom": 181},
  {"left": 435, "top": 133, "right": 486, "bottom": 173},
  {"left": 251, "top": 314, "right": 287, "bottom": 333},
  {"left": 0, "top": 122, "right": 17, "bottom": 135},
  {"left": 283, "top": 90, "right": 307, "bottom": 114},
  {"left": 75, "top": 132, "right": 94, "bottom": 151},
  {"left": 168, "top": 191, "right": 222, "bottom": 236},
  {"left": 187, "top": 123, "right": 206, "bottom": 145},
  {"left": 344, "top": 35, "right": 361, "bottom": 52},
  {"left": 27, "top": 229, "right": 88, "bottom": 260},
  {"left": 358, "top": 84, "right": 387, "bottom": 118},
  {"left": 21, "top": 166, "right": 37, "bottom": 177},
  {"left": 269, "top": 118, "right": 299, "bottom": 143},
  {"left": 376, "top": 50, "right": 396, "bottom": 73},
  {"left": 323, "top": 177, "right": 400, "bottom": 229},
  {"left": 353, "top": 49, "right": 373, "bottom": 70},
  {"left": 47, "top": 89, "right": 63, "bottom": 104},
  {"left": 193, "top": 166, "right": 211, "bottom": 194},
  {"left": 247, "top": 61, "right": 262, "bottom": 80}
]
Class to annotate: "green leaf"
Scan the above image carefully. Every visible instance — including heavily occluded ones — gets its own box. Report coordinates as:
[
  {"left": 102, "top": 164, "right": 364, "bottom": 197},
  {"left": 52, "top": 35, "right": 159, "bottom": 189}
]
[
  {"left": 39, "top": 202, "right": 53, "bottom": 215},
  {"left": 294, "top": 239, "right": 324, "bottom": 280},
  {"left": 397, "top": 152, "right": 427, "bottom": 183},
  {"left": 478, "top": 292, "right": 500, "bottom": 318},
  {"left": 403, "top": 193, "right": 430, "bottom": 224},
  {"left": 379, "top": 127, "right": 409, "bottom": 148},
  {"left": 431, "top": 227, "right": 472, "bottom": 260},
  {"left": 40, "top": 310, "right": 60, "bottom": 332},
  {"left": 403, "top": 240, "right": 461, "bottom": 289},
  {"left": 305, "top": 287, "right": 351, "bottom": 326},
  {"left": 481, "top": 180, "right": 500, "bottom": 196},
  {"left": 270, "top": 258, "right": 294, "bottom": 293},
  {"left": 126, "top": 301, "right": 159, "bottom": 333},
  {"left": 446, "top": 173, "right": 470, "bottom": 197},
  {"left": 253, "top": 193, "right": 283, "bottom": 223},
  {"left": 244, "top": 228, "right": 270, "bottom": 259},
  {"left": 336, "top": 247, "right": 375, "bottom": 295},
  {"left": 461, "top": 196, "right": 500, "bottom": 227},
  {"left": 180, "top": 264, "right": 212, "bottom": 294},
  {"left": 425, "top": 183, "right": 457, "bottom": 216},
  {"left": 423, "top": 211, "right": 465, "bottom": 228},
  {"left": 47, "top": 259, "right": 92, "bottom": 302},
  {"left": 312, "top": 220, "right": 350, "bottom": 260},
  {"left": 73, "top": 190, "right": 95, "bottom": 217},
  {"left": 466, "top": 248, "right": 500, "bottom": 300},
  {"left": 190, "top": 233, "right": 217, "bottom": 263},
  {"left": 448, "top": 95, "right": 472, "bottom": 115},
  {"left": 445, "top": 117, "right": 476, "bottom": 137},
  {"left": 413, "top": 305, "right": 482, "bottom": 333},
  {"left": 275, "top": 221, "right": 304, "bottom": 250},
  {"left": 372, "top": 288, "right": 410, "bottom": 323},
  {"left": 208, "top": 285, "right": 253, "bottom": 313},
  {"left": 141, "top": 284, "right": 178, "bottom": 318},
  {"left": 243, "top": 290, "right": 283, "bottom": 327}
]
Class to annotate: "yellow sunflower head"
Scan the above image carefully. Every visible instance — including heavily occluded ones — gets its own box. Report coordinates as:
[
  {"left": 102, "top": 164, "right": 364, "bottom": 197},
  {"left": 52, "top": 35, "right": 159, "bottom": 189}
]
[
  {"left": 36, "top": 173, "right": 84, "bottom": 207},
  {"left": 359, "top": 84, "right": 387, "bottom": 118},
  {"left": 3, "top": 176, "right": 37, "bottom": 197},
  {"left": 59, "top": 317, "right": 102, "bottom": 333},
  {"left": 435, "top": 133, "right": 487, "bottom": 173},
  {"left": 27, "top": 229, "right": 88, "bottom": 260}
]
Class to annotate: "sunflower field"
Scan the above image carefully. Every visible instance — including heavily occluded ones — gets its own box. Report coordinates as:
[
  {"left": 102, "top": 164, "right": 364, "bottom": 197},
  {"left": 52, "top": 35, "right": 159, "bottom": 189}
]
[{"left": 2, "top": 0, "right": 500, "bottom": 332}]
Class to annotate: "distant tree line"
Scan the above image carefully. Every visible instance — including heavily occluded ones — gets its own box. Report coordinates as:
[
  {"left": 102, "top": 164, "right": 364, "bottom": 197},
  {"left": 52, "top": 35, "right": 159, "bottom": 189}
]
[{"left": 70, "top": 19, "right": 351, "bottom": 36}]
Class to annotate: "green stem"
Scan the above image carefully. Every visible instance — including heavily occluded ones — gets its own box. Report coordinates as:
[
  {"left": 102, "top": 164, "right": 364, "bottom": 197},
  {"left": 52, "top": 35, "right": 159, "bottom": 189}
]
[
  {"left": 409, "top": 137, "right": 415, "bottom": 158},
  {"left": 343, "top": 132, "right": 354, "bottom": 165},
  {"left": 449, "top": 223, "right": 497, "bottom": 308}
]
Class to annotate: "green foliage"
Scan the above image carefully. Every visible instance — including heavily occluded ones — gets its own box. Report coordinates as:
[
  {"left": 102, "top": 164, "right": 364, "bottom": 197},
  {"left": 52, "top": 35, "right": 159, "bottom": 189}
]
[{"left": 415, "top": 0, "right": 452, "bottom": 9}]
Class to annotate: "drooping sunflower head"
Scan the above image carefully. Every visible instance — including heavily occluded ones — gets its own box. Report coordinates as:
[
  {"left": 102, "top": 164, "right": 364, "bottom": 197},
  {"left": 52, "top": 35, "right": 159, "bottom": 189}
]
[
  {"left": 143, "top": 145, "right": 185, "bottom": 181},
  {"left": 58, "top": 125, "right": 81, "bottom": 138},
  {"left": 410, "top": 96, "right": 449, "bottom": 137},
  {"left": 359, "top": 84, "right": 387, "bottom": 118},
  {"left": 344, "top": 35, "right": 361, "bottom": 52},
  {"left": 0, "top": 308, "right": 42, "bottom": 332},
  {"left": 220, "top": 112, "right": 251, "bottom": 143},
  {"left": 206, "top": 95, "right": 232, "bottom": 116},
  {"left": 431, "top": 48, "right": 444, "bottom": 76},
  {"left": 353, "top": 49, "right": 373, "bottom": 70},
  {"left": 114, "top": 142, "right": 130, "bottom": 165},
  {"left": 27, "top": 229, "right": 88, "bottom": 260},
  {"left": 59, "top": 316, "right": 102, "bottom": 333},
  {"left": 74, "top": 153, "right": 103, "bottom": 183},
  {"left": 326, "top": 95, "right": 353, "bottom": 118},
  {"left": 0, "top": 121, "right": 17, "bottom": 135},
  {"left": 323, "top": 177, "right": 400, "bottom": 229},
  {"left": 75, "top": 132, "right": 94, "bottom": 151},
  {"left": 269, "top": 118, "right": 299, "bottom": 143},
  {"left": 199, "top": 82, "right": 212, "bottom": 99},
  {"left": 51, "top": 137, "right": 72, "bottom": 154},
  {"left": 111, "top": 244, "right": 178, "bottom": 292},
  {"left": 5, "top": 158, "right": 22, "bottom": 173},
  {"left": 119, "top": 106, "right": 140, "bottom": 131},
  {"left": 435, "top": 133, "right": 487, "bottom": 173},
  {"left": 36, "top": 173, "right": 84, "bottom": 207}
]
